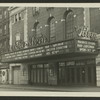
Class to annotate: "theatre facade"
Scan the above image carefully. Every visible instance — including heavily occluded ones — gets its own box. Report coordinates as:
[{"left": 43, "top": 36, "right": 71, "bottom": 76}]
[{"left": 1, "top": 7, "right": 99, "bottom": 86}]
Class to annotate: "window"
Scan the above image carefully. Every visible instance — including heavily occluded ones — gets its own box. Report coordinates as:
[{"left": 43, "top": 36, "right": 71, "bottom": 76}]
[
  {"left": 11, "top": 16, "right": 15, "bottom": 24},
  {"left": 4, "top": 11, "right": 7, "bottom": 18},
  {"left": 16, "top": 33, "right": 20, "bottom": 41},
  {"left": 4, "top": 41, "right": 7, "bottom": 48},
  {"left": 15, "top": 14, "right": 18, "bottom": 22},
  {"left": 34, "top": 22, "right": 42, "bottom": 38},
  {"left": 4, "top": 25, "right": 6, "bottom": 34},
  {"left": 32, "top": 7, "right": 40, "bottom": 16},
  {"left": 49, "top": 17, "right": 56, "bottom": 42},
  {"left": 0, "top": 43, "right": 2, "bottom": 48},
  {"left": 0, "top": 15, "right": 2, "bottom": 19},
  {"left": 65, "top": 11, "right": 74, "bottom": 38},
  {"left": 18, "top": 13, "right": 21, "bottom": 20},
  {"left": 0, "top": 28, "right": 2, "bottom": 34},
  {"left": 14, "top": 12, "right": 23, "bottom": 23},
  {"left": 35, "top": 7, "right": 40, "bottom": 12},
  {"left": 36, "top": 25, "right": 41, "bottom": 38},
  {"left": 46, "top": 7, "right": 54, "bottom": 11}
]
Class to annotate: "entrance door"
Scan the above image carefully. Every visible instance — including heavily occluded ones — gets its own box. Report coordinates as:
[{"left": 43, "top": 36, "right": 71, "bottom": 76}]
[
  {"left": 44, "top": 64, "right": 49, "bottom": 84},
  {"left": 81, "top": 67, "right": 86, "bottom": 84},
  {"left": 13, "top": 66, "right": 20, "bottom": 84},
  {"left": 30, "top": 64, "right": 44, "bottom": 84},
  {"left": 58, "top": 62, "right": 66, "bottom": 85},
  {"left": 37, "top": 64, "right": 44, "bottom": 84},
  {"left": 31, "top": 65, "right": 37, "bottom": 84},
  {"left": 76, "top": 64, "right": 96, "bottom": 86},
  {"left": 87, "top": 65, "right": 96, "bottom": 86},
  {"left": 76, "top": 66, "right": 87, "bottom": 85}
]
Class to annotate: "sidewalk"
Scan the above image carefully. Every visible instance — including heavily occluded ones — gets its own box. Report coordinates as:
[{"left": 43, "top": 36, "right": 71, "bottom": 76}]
[{"left": 0, "top": 84, "right": 99, "bottom": 92}]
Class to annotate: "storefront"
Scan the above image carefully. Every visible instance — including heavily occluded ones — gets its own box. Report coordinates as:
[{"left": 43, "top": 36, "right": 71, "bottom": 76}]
[
  {"left": 1, "top": 27, "right": 98, "bottom": 86},
  {"left": 27, "top": 55, "right": 96, "bottom": 86}
]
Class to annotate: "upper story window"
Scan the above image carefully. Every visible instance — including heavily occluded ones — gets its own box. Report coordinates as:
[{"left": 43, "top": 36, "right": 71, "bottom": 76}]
[
  {"left": 35, "top": 7, "right": 40, "bottom": 12},
  {"left": 11, "top": 16, "right": 14, "bottom": 24},
  {"left": 65, "top": 11, "right": 74, "bottom": 35},
  {"left": 15, "top": 14, "right": 18, "bottom": 22},
  {"left": 4, "top": 10, "right": 7, "bottom": 18},
  {"left": 49, "top": 17, "right": 56, "bottom": 42},
  {"left": 0, "top": 9, "right": 2, "bottom": 19},
  {"left": 12, "top": 11, "right": 24, "bottom": 24},
  {"left": 46, "top": 7, "right": 54, "bottom": 11},
  {"left": 0, "top": 26, "right": 2, "bottom": 35},
  {"left": 18, "top": 12, "right": 21, "bottom": 20},
  {"left": 0, "top": 15, "right": 2, "bottom": 19},
  {"left": 34, "top": 22, "right": 42, "bottom": 38},
  {"left": 0, "top": 43, "right": 2, "bottom": 49},
  {"left": 4, "top": 24, "right": 6, "bottom": 34},
  {"left": 16, "top": 33, "right": 20, "bottom": 41},
  {"left": 32, "top": 7, "right": 40, "bottom": 16}
]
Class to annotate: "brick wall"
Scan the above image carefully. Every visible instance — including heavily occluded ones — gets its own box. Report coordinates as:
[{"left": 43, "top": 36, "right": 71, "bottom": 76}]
[
  {"left": 90, "top": 8, "right": 100, "bottom": 34},
  {"left": 27, "top": 7, "right": 84, "bottom": 45},
  {"left": 12, "top": 20, "right": 24, "bottom": 45}
]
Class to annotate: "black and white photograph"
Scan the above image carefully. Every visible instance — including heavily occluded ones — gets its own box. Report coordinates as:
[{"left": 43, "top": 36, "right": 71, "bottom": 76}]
[{"left": 0, "top": 3, "right": 100, "bottom": 97}]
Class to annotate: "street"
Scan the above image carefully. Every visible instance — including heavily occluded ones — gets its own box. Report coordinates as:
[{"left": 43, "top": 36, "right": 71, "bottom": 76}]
[{"left": 0, "top": 85, "right": 100, "bottom": 92}]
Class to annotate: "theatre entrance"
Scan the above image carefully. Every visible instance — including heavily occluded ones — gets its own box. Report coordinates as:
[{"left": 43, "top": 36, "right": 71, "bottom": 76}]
[
  {"left": 29, "top": 64, "right": 49, "bottom": 85},
  {"left": 29, "top": 58, "right": 96, "bottom": 86},
  {"left": 58, "top": 59, "right": 96, "bottom": 86}
]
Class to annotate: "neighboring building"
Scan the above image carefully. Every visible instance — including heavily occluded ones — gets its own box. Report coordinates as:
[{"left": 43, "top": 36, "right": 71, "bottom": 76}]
[
  {"left": 90, "top": 8, "right": 100, "bottom": 87},
  {"left": 0, "top": 7, "right": 9, "bottom": 84},
  {"left": 1, "top": 7, "right": 98, "bottom": 86}
]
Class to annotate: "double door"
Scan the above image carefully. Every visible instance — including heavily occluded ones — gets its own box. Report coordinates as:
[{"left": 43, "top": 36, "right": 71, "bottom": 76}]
[
  {"left": 58, "top": 61, "right": 96, "bottom": 86},
  {"left": 30, "top": 64, "right": 49, "bottom": 85},
  {"left": 13, "top": 66, "right": 20, "bottom": 84}
]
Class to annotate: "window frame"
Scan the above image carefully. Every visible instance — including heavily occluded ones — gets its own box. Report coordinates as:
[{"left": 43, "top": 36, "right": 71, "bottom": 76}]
[
  {"left": 34, "top": 22, "right": 42, "bottom": 38},
  {"left": 15, "top": 32, "right": 20, "bottom": 41},
  {"left": 65, "top": 10, "right": 74, "bottom": 39},
  {"left": 49, "top": 17, "right": 56, "bottom": 42}
]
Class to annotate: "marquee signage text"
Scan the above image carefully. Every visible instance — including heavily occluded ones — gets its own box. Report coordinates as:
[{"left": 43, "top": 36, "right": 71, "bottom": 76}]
[
  {"left": 2, "top": 40, "right": 74, "bottom": 62},
  {"left": 76, "top": 40, "right": 96, "bottom": 52},
  {"left": 1, "top": 39, "right": 96, "bottom": 62},
  {"left": 76, "top": 26, "right": 97, "bottom": 40}
]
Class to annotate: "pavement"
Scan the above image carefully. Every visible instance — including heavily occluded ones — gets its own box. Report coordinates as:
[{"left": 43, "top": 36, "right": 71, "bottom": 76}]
[{"left": 0, "top": 84, "right": 100, "bottom": 92}]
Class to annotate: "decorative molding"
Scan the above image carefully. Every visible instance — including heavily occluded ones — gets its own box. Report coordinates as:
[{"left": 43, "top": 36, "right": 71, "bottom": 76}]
[
  {"left": 31, "top": 29, "right": 35, "bottom": 31},
  {"left": 55, "top": 21, "right": 58, "bottom": 23},
  {"left": 40, "top": 26, "right": 42, "bottom": 28},
  {"left": 61, "top": 19, "right": 65, "bottom": 22},
  {"left": 45, "top": 25, "right": 49, "bottom": 27},
  {"left": 50, "top": 14, "right": 52, "bottom": 17},
  {"left": 35, "top": 20, "right": 38, "bottom": 22}
]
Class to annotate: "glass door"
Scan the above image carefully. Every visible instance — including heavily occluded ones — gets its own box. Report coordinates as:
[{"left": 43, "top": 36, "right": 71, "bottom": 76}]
[
  {"left": 31, "top": 65, "right": 37, "bottom": 84},
  {"left": 81, "top": 67, "right": 86, "bottom": 84},
  {"left": 66, "top": 61, "right": 75, "bottom": 85},
  {"left": 58, "top": 62, "right": 65, "bottom": 85},
  {"left": 44, "top": 64, "right": 49, "bottom": 84},
  {"left": 37, "top": 64, "right": 44, "bottom": 84}
]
